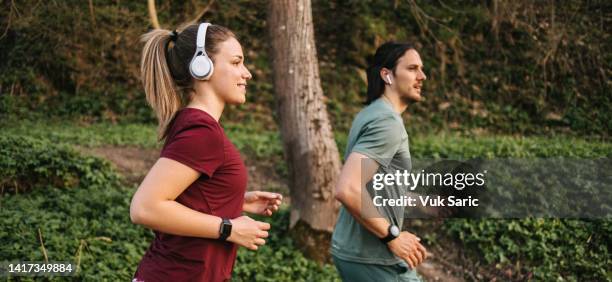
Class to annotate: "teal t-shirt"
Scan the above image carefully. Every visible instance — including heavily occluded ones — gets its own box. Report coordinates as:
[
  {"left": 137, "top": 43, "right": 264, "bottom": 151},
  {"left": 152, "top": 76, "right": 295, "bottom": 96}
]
[{"left": 331, "top": 98, "right": 412, "bottom": 265}]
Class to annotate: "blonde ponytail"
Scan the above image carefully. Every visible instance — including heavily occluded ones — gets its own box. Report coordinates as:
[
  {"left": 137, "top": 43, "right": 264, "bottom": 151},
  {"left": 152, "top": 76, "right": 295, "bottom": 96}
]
[{"left": 140, "top": 29, "right": 182, "bottom": 140}]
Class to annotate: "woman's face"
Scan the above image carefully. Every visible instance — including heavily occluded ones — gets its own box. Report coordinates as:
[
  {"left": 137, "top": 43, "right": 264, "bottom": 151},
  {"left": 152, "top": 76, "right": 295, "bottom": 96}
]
[
  {"left": 387, "top": 49, "right": 427, "bottom": 103},
  {"left": 208, "top": 37, "right": 252, "bottom": 104}
]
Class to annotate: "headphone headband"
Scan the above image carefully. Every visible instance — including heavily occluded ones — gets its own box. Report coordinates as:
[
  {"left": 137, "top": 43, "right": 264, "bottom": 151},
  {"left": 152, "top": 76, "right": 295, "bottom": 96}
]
[
  {"left": 189, "top": 23, "right": 214, "bottom": 80},
  {"left": 196, "top": 23, "right": 210, "bottom": 50}
]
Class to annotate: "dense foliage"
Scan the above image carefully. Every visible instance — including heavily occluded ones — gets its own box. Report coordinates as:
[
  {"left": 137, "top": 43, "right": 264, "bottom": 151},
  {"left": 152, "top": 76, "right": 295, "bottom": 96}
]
[
  {"left": 445, "top": 219, "right": 611, "bottom": 281},
  {"left": 408, "top": 132, "right": 611, "bottom": 281},
  {"left": 0, "top": 135, "right": 120, "bottom": 193},
  {"left": 1, "top": 188, "right": 339, "bottom": 281},
  {"left": 0, "top": 177, "right": 150, "bottom": 280},
  {"left": 1, "top": 1, "right": 609, "bottom": 136},
  {"left": 1, "top": 123, "right": 610, "bottom": 280},
  {"left": 234, "top": 210, "right": 340, "bottom": 282},
  {"left": 0, "top": 134, "right": 338, "bottom": 281}
]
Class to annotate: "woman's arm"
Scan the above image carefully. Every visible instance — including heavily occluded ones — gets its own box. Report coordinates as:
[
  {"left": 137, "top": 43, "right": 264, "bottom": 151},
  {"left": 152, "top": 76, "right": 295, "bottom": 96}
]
[
  {"left": 334, "top": 152, "right": 427, "bottom": 268},
  {"left": 130, "top": 157, "right": 270, "bottom": 250}
]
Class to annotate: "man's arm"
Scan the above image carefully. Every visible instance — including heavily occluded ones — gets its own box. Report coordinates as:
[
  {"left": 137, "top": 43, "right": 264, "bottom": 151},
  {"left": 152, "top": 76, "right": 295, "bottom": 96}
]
[{"left": 334, "top": 152, "right": 427, "bottom": 268}]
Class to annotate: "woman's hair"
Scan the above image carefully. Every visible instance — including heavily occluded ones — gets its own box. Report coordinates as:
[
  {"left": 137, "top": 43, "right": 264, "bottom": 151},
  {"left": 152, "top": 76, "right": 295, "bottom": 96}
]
[
  {"left": 140, "top": 23, "right": 236, "bottom": 140},
  {"left": 365, "top": 41, "right": 415, "bottom": 105}
]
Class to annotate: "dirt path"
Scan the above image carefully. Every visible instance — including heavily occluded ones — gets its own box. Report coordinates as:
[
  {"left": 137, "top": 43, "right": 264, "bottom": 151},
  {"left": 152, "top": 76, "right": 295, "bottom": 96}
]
[
  {"left": 418, "top": 261, "right": 463, "bottom": 282},
  {"left": 77, "top": 146, "right": 158, "bottom": 184},
  {"left": 77, "top": 146, "right": 287, "bottom": 192},
  {"left": 79, "top": 146, "right": 467, "bottom": 281}
]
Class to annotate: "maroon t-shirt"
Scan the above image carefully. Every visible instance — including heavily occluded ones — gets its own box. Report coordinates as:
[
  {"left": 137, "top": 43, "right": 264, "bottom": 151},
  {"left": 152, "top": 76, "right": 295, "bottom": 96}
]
[{"left": 133, "top": 108, "right": 247, "bottom": 282}]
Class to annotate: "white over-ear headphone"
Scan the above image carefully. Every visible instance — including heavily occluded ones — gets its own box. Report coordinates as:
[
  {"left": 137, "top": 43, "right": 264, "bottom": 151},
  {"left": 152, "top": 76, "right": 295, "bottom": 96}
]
[
  {"left": 189, "top": 23, "right": 214, "bottom": 80},
  {"left": 385, "top": 74, "right": 393, "bottom": 85}
]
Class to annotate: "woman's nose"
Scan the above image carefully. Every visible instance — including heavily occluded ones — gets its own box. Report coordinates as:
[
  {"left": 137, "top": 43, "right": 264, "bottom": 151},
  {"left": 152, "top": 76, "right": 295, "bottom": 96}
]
[{"left": 243, "top": 66, "right": 252, "bottom": 80}]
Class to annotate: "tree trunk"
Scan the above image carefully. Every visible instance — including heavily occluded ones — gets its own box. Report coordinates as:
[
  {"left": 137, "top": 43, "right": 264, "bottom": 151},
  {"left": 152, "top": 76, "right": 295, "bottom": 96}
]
[{"left": 267, "top": 0, "right": 342, "bottom": 263}]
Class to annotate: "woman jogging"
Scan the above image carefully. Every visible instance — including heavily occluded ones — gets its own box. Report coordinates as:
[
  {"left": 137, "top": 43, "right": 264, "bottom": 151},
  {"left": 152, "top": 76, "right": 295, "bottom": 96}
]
[
  {"left": 332, "top": 42, "right": 428, "bottom": 281},
  {"left": 130, "top": 22, "right": 282, "bottom": 282}
]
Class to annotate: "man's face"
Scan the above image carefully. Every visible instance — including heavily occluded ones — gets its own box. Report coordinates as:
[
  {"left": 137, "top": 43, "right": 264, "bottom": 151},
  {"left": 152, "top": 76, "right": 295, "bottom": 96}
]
[{"left": 389, "top": 49, "right": 427, "bottom": 103}]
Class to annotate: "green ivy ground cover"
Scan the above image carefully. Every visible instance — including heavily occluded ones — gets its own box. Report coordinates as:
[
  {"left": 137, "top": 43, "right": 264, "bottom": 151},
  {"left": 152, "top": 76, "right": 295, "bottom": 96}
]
[
  {"left": 0, "top": 135, "right": 338, "bottom": 281},
  {"left": 1, "top": 123, "right": 610, "bottom": 280}
]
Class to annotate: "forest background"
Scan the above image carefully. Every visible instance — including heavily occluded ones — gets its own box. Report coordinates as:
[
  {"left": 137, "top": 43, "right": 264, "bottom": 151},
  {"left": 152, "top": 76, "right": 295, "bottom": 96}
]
[{"left": 1, "top": 0, "right": 610, "bottom": 281}]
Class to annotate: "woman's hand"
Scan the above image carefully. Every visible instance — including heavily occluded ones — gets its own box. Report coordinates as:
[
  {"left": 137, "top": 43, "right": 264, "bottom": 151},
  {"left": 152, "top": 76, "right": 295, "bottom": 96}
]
[
  {"left": 227, "top": 216, "right": 270, "bottom": 250},
  {"left": 242, "top": 191, "right": 283, "bottom": 216}
]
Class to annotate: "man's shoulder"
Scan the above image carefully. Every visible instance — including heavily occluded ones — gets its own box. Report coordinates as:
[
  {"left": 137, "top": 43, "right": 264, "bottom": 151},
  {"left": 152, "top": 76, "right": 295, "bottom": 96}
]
[{"left": 355, "top": 101, "right": 400, "bottom": 126}]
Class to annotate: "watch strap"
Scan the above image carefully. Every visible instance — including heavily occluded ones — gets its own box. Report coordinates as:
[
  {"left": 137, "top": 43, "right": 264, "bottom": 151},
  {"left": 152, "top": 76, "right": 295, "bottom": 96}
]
[
  {"left": 218, "top": 218, "right": 232, "bottom": 241},
  {"left": 380, "top": 225, "right": 398, "bottom": 244}
]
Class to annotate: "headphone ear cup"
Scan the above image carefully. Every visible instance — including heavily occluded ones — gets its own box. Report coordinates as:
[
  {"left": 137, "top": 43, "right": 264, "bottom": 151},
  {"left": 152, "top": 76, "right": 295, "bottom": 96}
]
[{"left": 190, "top": 55, "right": 214, "bottom": 80}]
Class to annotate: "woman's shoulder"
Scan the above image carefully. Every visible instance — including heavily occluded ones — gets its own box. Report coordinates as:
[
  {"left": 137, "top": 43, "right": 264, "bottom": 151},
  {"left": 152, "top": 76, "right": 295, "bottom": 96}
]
[
  {"left": 171, "top": 108, "right": 222, "bottom": 131},
  {"left": 176, "top": 107, "right": 219, "bottom": 125},
  {"left": 165, "top": 108, "right": 224, "bottom": 142}
]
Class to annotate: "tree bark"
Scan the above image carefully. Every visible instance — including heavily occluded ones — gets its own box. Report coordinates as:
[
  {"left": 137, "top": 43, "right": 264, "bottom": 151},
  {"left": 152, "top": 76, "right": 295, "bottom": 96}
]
[{"left": 267, "top": 0, "right": 342, "bottom": 263}]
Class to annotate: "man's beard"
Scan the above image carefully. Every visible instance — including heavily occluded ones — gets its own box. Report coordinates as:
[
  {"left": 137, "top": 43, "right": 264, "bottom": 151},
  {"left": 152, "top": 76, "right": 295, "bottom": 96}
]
[{"left": 400, "top": 91, "right": 423, "bottom": 104}]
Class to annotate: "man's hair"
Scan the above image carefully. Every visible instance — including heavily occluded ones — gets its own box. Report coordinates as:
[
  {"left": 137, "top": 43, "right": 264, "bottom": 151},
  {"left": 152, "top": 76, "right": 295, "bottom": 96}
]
[{"left": 365, "top": 42, "right": 415, "bottom": 105}]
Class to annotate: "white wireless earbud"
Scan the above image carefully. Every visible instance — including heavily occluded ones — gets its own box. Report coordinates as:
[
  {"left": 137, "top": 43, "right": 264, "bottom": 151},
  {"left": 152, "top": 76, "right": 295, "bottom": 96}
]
[{"left": 385, "top": 74, "right": 393, "bottom": 85}]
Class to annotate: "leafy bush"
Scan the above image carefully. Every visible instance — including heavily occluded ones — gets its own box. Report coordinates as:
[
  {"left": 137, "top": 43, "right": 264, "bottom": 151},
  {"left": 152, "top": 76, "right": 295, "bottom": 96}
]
[
  {"left": 234, "top": 209, "right": 340, "bottom": 282},
  {"left": 0, "top": 135, "right": 144, "bottom": 280},
  {"left": 0, "top": 134, "right": 337, "bottom": 280},
  {"left": 445, "top": 219, "right": 611, "bottom": 281},
  {"left": 415, "top": 135, "right": 612, "bottom": 281},
  {"left": 0, "top": 135, "right": 120, "bottom": 192},
  {"left": 224, "top": 122, "right": 284, "bottom": 160},
  {"left": 1, "top": 190, "right": 338, "bottom": 281},
  {"left": 0, "top": 183, "right": 152, "bottom": 280}
]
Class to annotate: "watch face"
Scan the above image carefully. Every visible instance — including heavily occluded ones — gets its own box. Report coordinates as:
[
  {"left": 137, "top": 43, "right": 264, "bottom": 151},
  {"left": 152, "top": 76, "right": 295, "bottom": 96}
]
[{"left": 390, "top": 225, "right": 400, "bottom": 237}]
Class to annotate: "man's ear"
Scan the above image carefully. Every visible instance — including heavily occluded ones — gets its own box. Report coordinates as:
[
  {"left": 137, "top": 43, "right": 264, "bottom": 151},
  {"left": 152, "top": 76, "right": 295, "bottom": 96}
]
[{"left": 380, "top": 68, "right": 393, "bottom": 85}]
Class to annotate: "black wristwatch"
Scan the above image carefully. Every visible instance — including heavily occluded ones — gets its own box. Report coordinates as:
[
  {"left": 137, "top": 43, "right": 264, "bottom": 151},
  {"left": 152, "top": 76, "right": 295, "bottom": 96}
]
[
  {"left": 218, "top": 218, "right": 232, "bottom": 241},
  {"left": 380, "top": 224, "right": 400, "bottom": 244}
]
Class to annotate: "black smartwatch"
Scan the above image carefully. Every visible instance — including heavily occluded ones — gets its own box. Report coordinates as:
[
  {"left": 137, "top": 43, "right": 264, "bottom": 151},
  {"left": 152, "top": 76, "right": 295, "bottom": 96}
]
[
  {"left": 218, "top": 218, "right": 232, "bottom": 241},
  {"left": 380, "top": 224, "right": 400, "bottom": 244}
]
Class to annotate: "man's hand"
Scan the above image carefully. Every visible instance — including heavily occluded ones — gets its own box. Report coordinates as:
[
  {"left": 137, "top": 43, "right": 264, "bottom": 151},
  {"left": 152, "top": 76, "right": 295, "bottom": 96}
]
[
  {"left": 387, "top": 231, "right": 428, "bottom": 269},
  {"left": 243, "top": 191, "right": 282, "bottom": 216}
]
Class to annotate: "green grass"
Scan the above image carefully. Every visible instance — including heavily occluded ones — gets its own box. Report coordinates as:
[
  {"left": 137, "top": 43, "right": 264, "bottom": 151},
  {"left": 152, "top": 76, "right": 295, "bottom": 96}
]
[
  {"left": 2, "top": 121, "right": 160, "bottom": 148},
  {"left": 1, "top": 120, "right": 285, "bottom": 158},
  {"left": 409, "top": 134, "right": 612, "bottom": 158},
  {"left": 5, "top": 120, "right": 610, "bottom": 160}
]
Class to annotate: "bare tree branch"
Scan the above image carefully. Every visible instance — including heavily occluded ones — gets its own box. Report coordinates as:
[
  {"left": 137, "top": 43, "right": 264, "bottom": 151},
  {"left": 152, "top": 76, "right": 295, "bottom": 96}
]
[
  {"left": 88, "top": 0, "right": 96, "bottom": 27},
  {"left": 147, "top": 0, "right": 160, "bottom": 29}
]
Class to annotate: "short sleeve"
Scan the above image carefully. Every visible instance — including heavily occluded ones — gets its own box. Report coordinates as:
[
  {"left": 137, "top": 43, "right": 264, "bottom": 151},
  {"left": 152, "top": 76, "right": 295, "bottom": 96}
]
[
  {"left": 161, "top": 124, "right": 224, "bottom": 178},
  {"left": 351, "top": 116, "right": 404, "bottom": 167}
]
